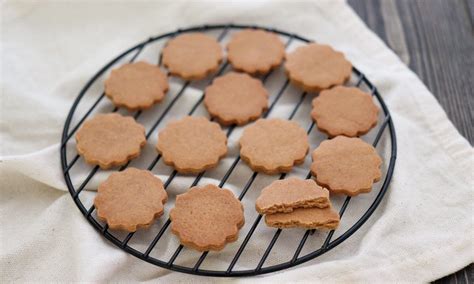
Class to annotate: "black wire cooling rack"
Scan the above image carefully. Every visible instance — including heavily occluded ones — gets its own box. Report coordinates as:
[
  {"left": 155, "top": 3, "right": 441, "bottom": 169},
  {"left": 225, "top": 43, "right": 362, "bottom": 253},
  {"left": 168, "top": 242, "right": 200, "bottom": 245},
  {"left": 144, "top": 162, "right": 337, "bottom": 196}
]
[{"left": 60, "top": 24, "right": 397, "bottom": 277}]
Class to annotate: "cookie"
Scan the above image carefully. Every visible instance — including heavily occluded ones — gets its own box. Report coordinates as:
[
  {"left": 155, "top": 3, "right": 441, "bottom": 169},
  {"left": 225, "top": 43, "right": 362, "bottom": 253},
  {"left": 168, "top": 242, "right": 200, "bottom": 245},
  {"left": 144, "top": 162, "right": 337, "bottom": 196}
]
[
  {"left": 311, "top": 86, "right": 379, "bottom": 137},
  {"left": 227, "top": 29, "right": 285, "bottom": 75},
  {"left": 311, "top": 136, "right": 382, "bottom": 196},
  {"left": 94, "top": 168, "right": 168, "bottom": 232},
  {"left": 170, "top": 184, "right": 245, "bottom": 251},
  {"left": 156, "top": 116, "right": 227, "bottom": 174},
  {"left": 162, "top": 33, "right": 223, "bottom": 80},
  {"left": 265, "top": 206, "right": 340, "bottom": 230},
  {"left": 76, "top": 113, "right": 146, "bottom": 169},
  {"left": 285, "top": 43, "right": 352, "bottom": 93},
  {"left": 239, "top": 118, "right": 309, "bottom": 174},
  {"left": 204, "top": 72, "right": 269, "bottom": 126},
  {"left": 255, "top": 177, "right": 330, "bottom": 214},
  {"left": 104, "top": 61, "right": 169, "bottom": 111}
]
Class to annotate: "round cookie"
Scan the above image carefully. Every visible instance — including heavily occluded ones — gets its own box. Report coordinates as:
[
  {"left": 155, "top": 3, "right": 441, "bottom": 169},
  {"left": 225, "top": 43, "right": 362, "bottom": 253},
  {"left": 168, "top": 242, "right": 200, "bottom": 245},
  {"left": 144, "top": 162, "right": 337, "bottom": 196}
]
[
  {"left": 311, "top": 86, "right": 379, "bottom": 137},
  {"left": 285, "top": 43, "right": 352, "bottom": 93},
  {"left": 256, "top": 178, "right": 330, "bottom": 214},
  {"left": 170, "top": 184, "right": 245, "bottom": 251},
  {"left": 204, "top": 72, "right": 269, "bottom": 126},
  {"left": 104, "top": 61, "right": 169, "bottom": 111},
  {"left": 162, "top": 33, "right": 223, "bottom": 80},
  {"left": 75, "top": 113, "right": 146, "bottom": 169},
  {"left": 156, "top": 116, "right": 227, "bottom": 174},
  {"left": 227, "top": 29, "right": 285, "bottom": 75},
  {"left": 311, "top": 136, "right": 382, "bottom": 196},
  {"left": 94, "top": 168, "right": 168, "bottom": 232},
  {"left": 239, "top": 118, "right": 309, "bottom": 174}
]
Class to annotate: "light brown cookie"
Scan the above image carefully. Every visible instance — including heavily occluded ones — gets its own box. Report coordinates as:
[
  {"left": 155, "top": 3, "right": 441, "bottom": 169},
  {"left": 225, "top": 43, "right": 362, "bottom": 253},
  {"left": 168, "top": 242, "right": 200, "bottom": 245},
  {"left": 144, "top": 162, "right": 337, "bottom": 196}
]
[
  {"left": 311, "top": 136, "right": 382, "bottom": 196},
  {"left": 239, "top": 118, "right": 309, "bottom": 174},
  {"left": 285, "top": 43, "right": 352, "bottom": 93},
  {"left": 104, "top": 61, "right": 169, "bottom": 111},
  {"left": 265, "top": 206, "right": 340, "bottom": 230},
  {"left": 94, "top": 168, "right": 168, "bottom": 232},
  {"left": 76, "top": 113, "right": 146, "bottom": 169},
  {"left": 311, "top": 86, "right": 379, "bottom": 137},
  {"left": 227, "top": 29, "right": 285, "bottom": 75},
  {"left": 156, "top": 116, "right": 227, "bottom": 174},
  {"left": 170, "top": 184, "right": 245, "bottom": 251},
  {"left": 256, "top": 177, "right": 330, "bottom": 214},
  {"left": 204, "top": 72, "right": 269, "bottom": 126},
  {"left": 162, "top": 33, "right": 223, "bottom": 80}
]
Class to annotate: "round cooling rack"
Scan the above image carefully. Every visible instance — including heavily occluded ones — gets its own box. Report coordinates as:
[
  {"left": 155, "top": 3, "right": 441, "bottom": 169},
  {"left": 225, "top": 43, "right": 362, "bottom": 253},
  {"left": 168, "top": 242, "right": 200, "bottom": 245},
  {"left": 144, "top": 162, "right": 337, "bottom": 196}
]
[{"left": 60, "top": 24, "right": 397, "bottom": 277}]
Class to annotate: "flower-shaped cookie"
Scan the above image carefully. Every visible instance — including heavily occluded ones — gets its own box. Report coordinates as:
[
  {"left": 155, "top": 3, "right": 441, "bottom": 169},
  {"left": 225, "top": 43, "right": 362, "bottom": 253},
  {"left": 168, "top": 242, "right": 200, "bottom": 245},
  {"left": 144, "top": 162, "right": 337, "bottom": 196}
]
[
  {"left": 76, "top": 113, "right": 146, "bottom": 169},
  {"left": 170, "top": 184, "right": 245, "bottom": 251},
  {"left": 256, "top": 177, "right": 330, "bottom": 214},
  {"left": 285, "top": 43, "right": 352, "bottom": 93},
  {"left": 204, "top": 72, "right": 269, "bottom": 126},
  {"left": 94, "top": 168, "right": 168, "bottom": 232},
  {"left": 156, "top": 116, "right": 227, "bottom": 174},
  {"left": 265, "top": 206, "right": 340, "bottom": 230},
  {"left": 162, "top": 33, "right": 223, "bottom": 80},
  {"left": 311, "top": 136, "right": 382, "bottom": 196},
  {"left": 227, "top": 29, "right": 285, "bottom": 75},
  {"left": 239, "top": 118, "right": 309, "bottom": 174},
  {"left": 104, "top": 61, "right": 169, "bottom": 110},
  {"left": 311, "top": 86, "right": 379, "bottom": 137}
]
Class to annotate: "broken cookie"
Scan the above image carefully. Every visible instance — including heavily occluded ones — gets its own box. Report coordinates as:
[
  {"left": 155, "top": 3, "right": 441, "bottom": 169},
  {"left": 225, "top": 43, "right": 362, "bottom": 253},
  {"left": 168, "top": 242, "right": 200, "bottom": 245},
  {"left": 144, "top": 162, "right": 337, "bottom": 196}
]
[{"left": 256, "top": 177, "right": 330, "bottom": 214}]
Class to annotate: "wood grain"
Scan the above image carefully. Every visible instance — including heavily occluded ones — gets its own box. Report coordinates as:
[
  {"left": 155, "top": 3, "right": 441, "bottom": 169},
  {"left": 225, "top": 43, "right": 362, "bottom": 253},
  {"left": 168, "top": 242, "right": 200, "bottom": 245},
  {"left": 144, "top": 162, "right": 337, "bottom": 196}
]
[{"left": 348, "top": 0, "right": 473, "bottom": 282}]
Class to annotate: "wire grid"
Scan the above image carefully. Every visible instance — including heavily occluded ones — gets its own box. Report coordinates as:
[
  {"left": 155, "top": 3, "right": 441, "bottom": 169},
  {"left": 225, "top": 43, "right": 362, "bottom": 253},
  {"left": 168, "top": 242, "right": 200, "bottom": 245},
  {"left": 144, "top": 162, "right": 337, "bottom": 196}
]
[{"left": 60, "top": 24, "right": 397, "bottom": 277}]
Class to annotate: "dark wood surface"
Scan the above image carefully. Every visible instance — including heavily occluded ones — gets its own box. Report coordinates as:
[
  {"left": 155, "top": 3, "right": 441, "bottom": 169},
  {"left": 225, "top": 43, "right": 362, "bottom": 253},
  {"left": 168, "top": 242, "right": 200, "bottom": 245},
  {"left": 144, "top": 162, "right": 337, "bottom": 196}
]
[{"left": 347, "top": 0, "right": 473, "bottom": 282}]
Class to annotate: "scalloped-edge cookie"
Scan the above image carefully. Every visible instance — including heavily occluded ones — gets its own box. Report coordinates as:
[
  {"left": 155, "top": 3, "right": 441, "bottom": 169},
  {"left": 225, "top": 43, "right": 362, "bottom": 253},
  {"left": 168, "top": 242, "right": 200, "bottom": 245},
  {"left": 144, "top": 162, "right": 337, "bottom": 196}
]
[
  {"left": 162, "top": 33, "right": 223, "bottom": 80},
  {"left": 75, "top": 113, "right": 146, "bottom": 169},
  {"left": 265, "top": 206, "right": 340, "bottom": 230},
  {"left": 256, "top": 178, "right": 330, "bottom": 214},
  {"left": 156, "top": 116, "right": 227, "bottom": 174},
  {"left": 104, "top": 61, "right": 169, "bottom": 111},
  {"left": 285, "top": 43, "right": 352, "bottom": 93},
  {"left": 239, "top": 118, "right": 309, "bottom": 174},
  {"left": 311, "top": 86, "right": 379, "bottom": 137},
  {"left": 204, "top": 72, "right": 269, "bottom": 126},
  {"left": 170, "top": 184, "right": 245, "bottom": 251},
  {"left": 94, "top": 168, "right": 168, "bottom": 232},
  {"left": 311, "top": 136, "right": 382, "bottom": 196},
  {"left": 227, "top": 29, "right": 285, "bottom": 75}
]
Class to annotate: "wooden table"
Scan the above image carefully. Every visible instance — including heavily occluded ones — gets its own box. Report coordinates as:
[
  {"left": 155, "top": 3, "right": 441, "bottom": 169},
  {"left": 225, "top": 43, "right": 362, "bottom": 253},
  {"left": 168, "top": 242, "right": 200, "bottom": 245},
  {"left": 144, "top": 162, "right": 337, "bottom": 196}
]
[{"left": 348, "top": 0, "right": 473, "bottom": 282}]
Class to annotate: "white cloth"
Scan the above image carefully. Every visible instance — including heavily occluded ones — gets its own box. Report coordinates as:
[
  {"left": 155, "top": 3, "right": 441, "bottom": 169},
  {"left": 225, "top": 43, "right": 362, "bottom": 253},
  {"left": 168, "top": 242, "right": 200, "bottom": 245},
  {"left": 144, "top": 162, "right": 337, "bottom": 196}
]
[{"left": 1, "top": 0, "right": 473, "bottom": 282}]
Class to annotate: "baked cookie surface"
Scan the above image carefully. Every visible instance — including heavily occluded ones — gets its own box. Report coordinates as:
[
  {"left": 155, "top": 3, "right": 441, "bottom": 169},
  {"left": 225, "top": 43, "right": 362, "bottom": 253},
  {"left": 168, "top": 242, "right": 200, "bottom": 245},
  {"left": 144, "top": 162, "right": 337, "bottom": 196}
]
[
  {"left": 285, "top": 43, "right": 352, "bottom": 93},
  {"left": 311, "top": 86, "right": 379, "bottom": 137},
  {"left": 104, "top": 61, "right": 169, "bottom": 110},
  {"left": 256, "top": 177, "right": 330, "bottom": 214},
  {"left": 94, "top": 168, "right": 168, "bottom": 232},
  {"left": 227, "top": 29, "right": 285, "bottom": 75},
  {"left": 204, "top": 72, "right": 269, "bottom": 125},
  {"left": 170, "top": 184, "right": 244, "bottom": 251},
  {"left": 311, "top": 136, "right": 382, "bottom": 196},
  {"left": 162, "top": 33, "right": 223, "bottom": 80},
  {"left": 239, "top": 118, "right": 309, "bottom": 174},
  {"left": 156, "top": 116, "right": 227, "bottom": 174},
  {"left": 75, "top": 113, "right": 146, "bottom": 169}
]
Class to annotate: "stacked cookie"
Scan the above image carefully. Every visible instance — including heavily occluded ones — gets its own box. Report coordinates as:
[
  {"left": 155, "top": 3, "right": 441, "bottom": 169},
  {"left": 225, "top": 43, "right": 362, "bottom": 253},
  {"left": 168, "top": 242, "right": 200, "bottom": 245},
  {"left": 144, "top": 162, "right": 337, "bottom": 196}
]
[
  {"left": 72, "top": 28, "right": 384, "bottom": 253},
  {"left": 256, "top": 178, "right": 340, "bottom": 230}
]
